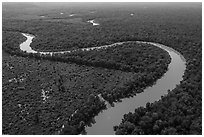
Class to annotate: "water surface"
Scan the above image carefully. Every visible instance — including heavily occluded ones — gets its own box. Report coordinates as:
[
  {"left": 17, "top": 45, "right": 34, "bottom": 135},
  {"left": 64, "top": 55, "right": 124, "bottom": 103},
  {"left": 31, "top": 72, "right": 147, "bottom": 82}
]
[
  {"left": 19, "top": 33, "right": 186, "bottom": 135},
  {"left": 85, "top": 42, "right": 186, "bottom": 135}
]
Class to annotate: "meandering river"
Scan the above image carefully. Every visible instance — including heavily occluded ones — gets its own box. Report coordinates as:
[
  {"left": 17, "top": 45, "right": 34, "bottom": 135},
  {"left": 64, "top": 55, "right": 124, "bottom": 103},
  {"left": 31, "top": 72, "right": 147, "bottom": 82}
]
[{"left": 19, "top": 33, "right": 186, "bottom": 135}]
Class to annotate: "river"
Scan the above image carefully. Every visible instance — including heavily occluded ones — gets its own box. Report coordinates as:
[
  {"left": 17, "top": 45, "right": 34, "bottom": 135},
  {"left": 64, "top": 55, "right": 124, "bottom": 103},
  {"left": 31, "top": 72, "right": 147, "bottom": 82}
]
[{"left": 19, "top": 33, "right": 186, "bottom": 135}]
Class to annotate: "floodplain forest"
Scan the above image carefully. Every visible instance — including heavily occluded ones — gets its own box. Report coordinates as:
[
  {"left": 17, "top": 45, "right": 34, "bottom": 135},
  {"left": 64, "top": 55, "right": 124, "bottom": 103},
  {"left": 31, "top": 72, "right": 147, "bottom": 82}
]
[{"left": 2, "top": 2, "right": 202, "bottom": 135}]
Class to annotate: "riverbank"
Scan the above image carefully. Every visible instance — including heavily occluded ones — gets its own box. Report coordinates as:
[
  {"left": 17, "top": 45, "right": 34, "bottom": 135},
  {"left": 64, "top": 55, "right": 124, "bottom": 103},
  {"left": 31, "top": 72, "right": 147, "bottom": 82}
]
[
  {"left": 2, "top": 30, "right": 175, "bottom": 133},
  {"left": 85, "top": 39, "right": 186, "bottom": 135},
  {"left": 3, "top": 3, "right": 201, "bottom": 134},
  {"left": 2, "top": 31, "right": 172, "bottom": 135}
]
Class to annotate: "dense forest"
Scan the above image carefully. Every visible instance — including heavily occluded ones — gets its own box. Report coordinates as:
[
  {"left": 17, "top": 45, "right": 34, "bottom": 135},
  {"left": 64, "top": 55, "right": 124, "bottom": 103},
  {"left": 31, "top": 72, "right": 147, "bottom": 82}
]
[
  {"left": 61, "top": 42, "right": 170, "bottom": 74},
  {"left": 112, "top": 5, "right": 202, "bottom": 135},
  {"left": 2, "top": 30, "right": 171, "bottom": 134},
  {"left": 60, "top": 42, "right": 171, "bottom": 103},
  {"left": 2, "top": 48, "right": 130, "bottom": 134},
  {"left": 2, "top": 2, "right": 202, "bottom": 135}
]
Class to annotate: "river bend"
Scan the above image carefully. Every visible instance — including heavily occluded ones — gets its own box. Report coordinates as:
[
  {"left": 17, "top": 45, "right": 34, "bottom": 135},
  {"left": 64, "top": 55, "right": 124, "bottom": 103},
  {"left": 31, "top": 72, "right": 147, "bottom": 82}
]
[{"left": 19, "top": 33, "right": 186, "bottom": 135}]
